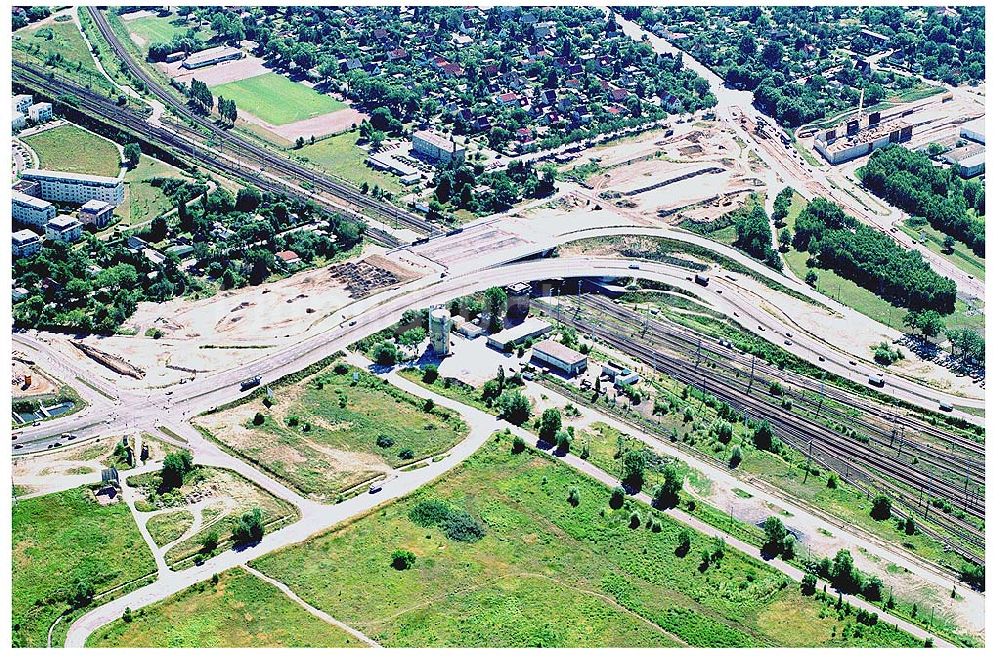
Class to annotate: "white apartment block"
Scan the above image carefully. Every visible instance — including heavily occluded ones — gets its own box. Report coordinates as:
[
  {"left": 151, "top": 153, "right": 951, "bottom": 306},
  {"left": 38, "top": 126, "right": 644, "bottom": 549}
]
[
  {"left": 12, "top": 229, "right": 43, "bottom": 257},
  {"left": 20, "top": 169, "right": 125, "bottom": 205},
  {"left": 12, "top": 190, "right": 57, "bottom": 230},
  {"left": 13, "top": 112, "right": 26, "bottom": 131},
  {"left": 45, "top": 214, "right": 83, "bottom": 243},
  {"left": 27, "top": 102, "right": 53, "bottom": 123},
  {"left": 78, "top": 199, "right": 117, "bottom": 229},
  {"left": 12, "top": 94, "right": 33, "bottom": 114}
]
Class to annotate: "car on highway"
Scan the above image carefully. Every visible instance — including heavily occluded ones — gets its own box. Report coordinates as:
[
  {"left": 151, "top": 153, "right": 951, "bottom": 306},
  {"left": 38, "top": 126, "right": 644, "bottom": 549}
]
[
  {"left": 849, "top": 360, "right": 857, "bottom": 366},
  {"left": 784, "top": 340, "right": 792, "bottom": 346},
  {"left": 348, "top": 320, "right": 357, "bottom": 327},
  {"left": 14, "top": 444, "right": 23, "bottom": 450},
  {"left": 629, "top": 263, "right": 641, "bottom": 270}
]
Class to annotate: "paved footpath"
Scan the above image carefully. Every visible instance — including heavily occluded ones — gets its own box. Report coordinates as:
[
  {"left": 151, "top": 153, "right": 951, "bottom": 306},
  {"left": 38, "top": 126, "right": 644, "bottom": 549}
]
[
  {"left": 64, "top": 359, "right": 952, "bottom": 647},
  {"left": 63, "top": 397, "right": 500, "bottom": 647}
]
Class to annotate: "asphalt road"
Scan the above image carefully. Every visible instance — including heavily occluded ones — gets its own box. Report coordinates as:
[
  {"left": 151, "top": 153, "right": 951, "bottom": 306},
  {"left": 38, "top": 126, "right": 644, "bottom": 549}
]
[{"left": 12, "top": 254, "right": 982, "bottom": 461}]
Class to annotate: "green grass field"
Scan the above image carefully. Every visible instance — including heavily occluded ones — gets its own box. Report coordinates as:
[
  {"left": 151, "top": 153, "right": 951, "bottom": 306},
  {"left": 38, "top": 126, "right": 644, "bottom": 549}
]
[
  {"left": 125, "top": 12, "right": 211, "bottom": 45},
  {"left": 13, "top": 17, "right": 107, "bottom": 91},
  {"left": 22, "top": 123, "right": 121, "bottom": 177},
  {"left": 296, "top": 130, "right": 402, "bottom": 193},
  {"left": 210, "top": 73, "right": 345, "bottom": 125},
  {"left": 13, "top": 487, "right": 156, "bottom": 647},
  {"left": 253, "top": 433, "right": 922, "bottom": 647},
  {"left": 197, "top": 364, "right": 469, "bottom": 502},
  {"left": 118, "top": 155, "right": 192, "bottom": 226},
  {"left": 86, "top": 568, "right": 366, "bottom": 647},
  {"left": 145, "top": 509, "right": 195, "bottom": 548},
  {"left": 128, "top": 466, "right": 299, "bottom": 569}
]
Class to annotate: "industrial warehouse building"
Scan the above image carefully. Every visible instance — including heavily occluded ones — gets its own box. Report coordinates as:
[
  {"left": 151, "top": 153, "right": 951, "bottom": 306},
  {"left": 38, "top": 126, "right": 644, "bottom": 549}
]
[
  {"left": 960, "top": 117, "right": 985, "bottom": 145},
  {"left": 531, "top": 338, "right": 588, "bottom": 376},
  {"left": 813, "top": 110, "right": 913, "bottom": 164},
  {"left": 20, "top": 169, "right": 125, "bottom": 205},
  {"left": 486, "top": 317, "right": 552, "bottom": 351},
  {"left": 12, "top": 190, "right": 57, "bottom": 229},
  {"left": 182, "top": 45, "right": 244, "bottom": 69},
  {"left": 412, "top": 129, "right": 466, "bottom": 164}
]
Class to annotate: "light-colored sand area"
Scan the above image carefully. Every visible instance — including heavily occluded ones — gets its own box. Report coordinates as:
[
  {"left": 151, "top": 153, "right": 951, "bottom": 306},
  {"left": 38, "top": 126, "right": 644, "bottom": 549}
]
[
  {"left": 12, "top": 434, "right": 130, "bottom": 496},
  {"left": 11, "top": 359, "right": 58, "bottom": 399},
  {"left": 158, "top": 53, "right": 269, "bottom": 87},
  {"left": 247, "top": 106, "right": 367, "bottom": 143},
  {"left": 43, "top": 251, "right": 425, "bottom": 388}
]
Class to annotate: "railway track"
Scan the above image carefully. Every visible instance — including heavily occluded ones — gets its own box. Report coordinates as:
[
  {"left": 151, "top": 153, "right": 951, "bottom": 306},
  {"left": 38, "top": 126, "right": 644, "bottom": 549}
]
[
  {"left": 574, "top": 293, "right": 985, "bottom": 482},
  {"left": 87, "top": 8, "right": 444, "bottom": 240},
  {"left": 12, "top": 61, "right": 403, "bottom": 249},
  {"left": 557, "top": 295, "right": 985, "bottom": 514},
  {"left": 534, "top": 299, "right": 985, "bottom": 562}
]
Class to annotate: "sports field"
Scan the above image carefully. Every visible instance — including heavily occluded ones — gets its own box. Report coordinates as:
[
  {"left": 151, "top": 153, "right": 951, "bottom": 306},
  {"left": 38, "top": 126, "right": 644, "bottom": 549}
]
[
  {"left": 21, "top": 123, "right": 121, "bottom": 177},
  {"left": 210, "top": 73, "right": 346, "bottom": 125},
  {"left": 125, "top": 13, "right": 211, "bottom": 46},
  {"left": 86, "top": 568, "right": 366, "bottom": 647}
]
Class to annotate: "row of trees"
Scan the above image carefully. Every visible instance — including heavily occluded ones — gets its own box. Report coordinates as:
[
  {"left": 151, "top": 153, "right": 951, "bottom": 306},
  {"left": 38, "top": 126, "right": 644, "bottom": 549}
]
[
  {"left": 216, "top": 96, "right": 238, "bottom": 125},
  {"left": 793, "top": 198, "right": 957, "bottom": 314},
  {"left": 859, "top": 145, "right": 985, "bottom": 257},
  {"left": 187, "top": 79, "right": 214, "bottom": 114}
]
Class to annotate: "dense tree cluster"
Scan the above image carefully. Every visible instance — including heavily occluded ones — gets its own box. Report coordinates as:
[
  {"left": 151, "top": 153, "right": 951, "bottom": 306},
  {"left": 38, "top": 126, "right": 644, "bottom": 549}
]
[
  {"left": 793, "top": 198, "right": 956, "bottom": 314},
  {"left": 187, "top": 79, "right": 214, "bottom": 114},
  {"left": 11, "top": 6, "right": 51, "bottom": 31},
  {"left": 859, "top": 145, "right": 985, "bottom": 257},
  {"left": 216, "top": 96, "right": 238, "bottom": 125},
  {"left": 730, "top": 201, "right": 782, "bottom": 270},
  {"left": 195, "top": 5, "right": 713, "bottom": 151},
  {"left": 628, "top": 5, "right": 983, "bottom": 126},
  {"left": 431, "top": 160, "right": 555, "bottom": 216},
  {"left": 806, "top": 549, "right": 884, "bottom": 602},
  {"left": 859, "top": 5, "right": 984, "bottom": 84}
]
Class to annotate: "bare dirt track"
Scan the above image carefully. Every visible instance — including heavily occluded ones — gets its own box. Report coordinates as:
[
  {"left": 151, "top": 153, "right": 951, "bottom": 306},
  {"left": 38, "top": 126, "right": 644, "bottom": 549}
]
[{"left": 158, "top": 53, "right": 270, "bottom": 87}]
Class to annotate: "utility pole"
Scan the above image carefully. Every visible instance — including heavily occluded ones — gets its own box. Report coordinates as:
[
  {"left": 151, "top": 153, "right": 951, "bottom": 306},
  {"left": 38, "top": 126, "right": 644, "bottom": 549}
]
[
  {"left": 694, "top": 338, "right": 702, "bottom": 368},
  {"left": 747, "top": 355, "right": 755, "bottom": 393},
  {"left": 803, "top": 439, "right": 814, "bottom": 483},
  {"left": 814, "top": 375, "right": 826, "bottom": 418}
]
